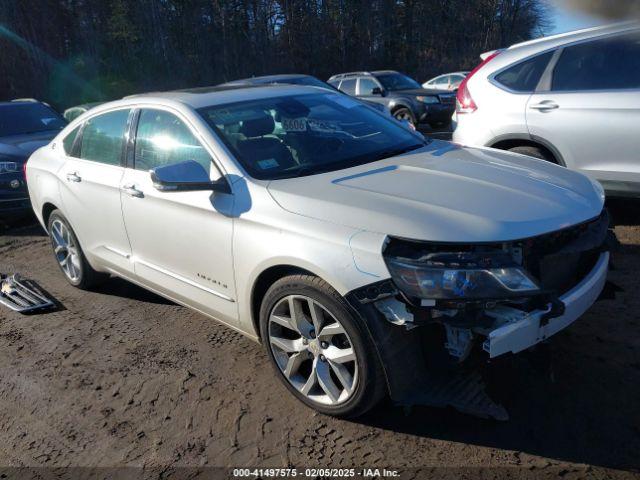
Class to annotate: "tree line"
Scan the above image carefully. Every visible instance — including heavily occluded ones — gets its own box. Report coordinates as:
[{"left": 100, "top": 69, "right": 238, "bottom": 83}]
[{"left": 0, "top": 0, "right": 551, "bottom": 110}]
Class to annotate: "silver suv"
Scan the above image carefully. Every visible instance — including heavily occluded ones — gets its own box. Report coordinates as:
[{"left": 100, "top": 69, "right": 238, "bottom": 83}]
[
  {"left": 453, "top": 22, "right": 640, "bottom": 197},
  {"left": 27, "top": 85, "right": 610, "bottom": 417}
]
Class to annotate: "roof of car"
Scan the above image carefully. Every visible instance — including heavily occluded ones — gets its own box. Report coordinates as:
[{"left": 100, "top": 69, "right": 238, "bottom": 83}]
[
  {"left": 120, "top": 84, "right": 326, "bottom": 109},
  {"left": 1, "top": 99, "right": 44, "bottom": 106},
  {"left": 230, "top": 74, "right": 311, "bottom": 83},
  {"left": 507, "top": 21, "right": 639, "bottom": 52},
  {"left": 370, "top": 70, "right": 400, "bottom": 75}
]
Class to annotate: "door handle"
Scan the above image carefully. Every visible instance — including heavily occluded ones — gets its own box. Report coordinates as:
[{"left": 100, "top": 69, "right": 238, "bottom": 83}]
[
  {"left": 529, "top": 101, "right": 559, "bottom": 111},
  {"left": 66, "top": 172, "right": 81, "bottom": 183},
  {"left": 122, "top": 184, "right": 144, "bottom": 198}
]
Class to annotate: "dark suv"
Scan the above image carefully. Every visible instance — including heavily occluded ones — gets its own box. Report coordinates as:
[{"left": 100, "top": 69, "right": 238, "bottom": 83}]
[
  {"left": 0, "top": 100, "right": 66, "bottom": 223},
  {"left": 328, "top": 71, "right": 456, "bottom": 127}
]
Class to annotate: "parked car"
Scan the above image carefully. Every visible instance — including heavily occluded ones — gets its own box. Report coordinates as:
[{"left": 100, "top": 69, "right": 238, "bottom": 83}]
[
  {"left": 220, "top": 74, "right": 392, "bottom": 116},
  {"left": 63, "top": 102, "right": 103, "bottom": 122},
  {"left": 422, "top": 71, "right": 469, "bottom": 91},
  {"left": 0, "top": 99, "right": 66, "bottom": 222},
  {"left": 27, "top": 84, "right": 610, "bottom": 417},
  {"left": 328, "top": 71, "right": 456, "bottom": 127},
  {"left": 452, "top": 22, "right": 640, "bottom": 197}
]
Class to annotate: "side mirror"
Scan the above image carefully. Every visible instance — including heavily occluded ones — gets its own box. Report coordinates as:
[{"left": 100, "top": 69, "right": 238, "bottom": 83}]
[
  {"left": 150, "top": 160, "right": 231, "bottom": 194},
  {"left": 371, "top": 87, "right": 384, "bottom": 96}
]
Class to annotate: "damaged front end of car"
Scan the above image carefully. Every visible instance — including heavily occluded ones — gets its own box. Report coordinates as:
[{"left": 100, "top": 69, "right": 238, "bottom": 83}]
[{"left": 346, "top": 210, "right": 618, "bottom": 420}]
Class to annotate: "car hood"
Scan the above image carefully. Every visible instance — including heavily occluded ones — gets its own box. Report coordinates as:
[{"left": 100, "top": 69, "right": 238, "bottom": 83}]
[
  {"left": 0, "top": 131, "right": 58, "bottom": 159},
  {"left": 267, "top": 140, "right": 604, "bottom": 243}
]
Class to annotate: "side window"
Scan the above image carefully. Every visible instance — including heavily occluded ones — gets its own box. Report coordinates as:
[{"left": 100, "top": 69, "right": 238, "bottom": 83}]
[
  {"left": 79, "top": 109, "right": 130, "bottom": 165},
  {"left": 435, "top": 76, "right": 450, "bottom": 86},
  {"left": 338, "top": 78, "right": 357, "bottom": 95},
  {"left": 358, "top": 78, "right": 379, "bottom": 95},
  {"left": 552, "top": 33, "right": 640, "bottom": 91},
  {"left": 62, "top": 126, "right": 81, "bottom": 157},
  {"left": 134, "top": 109, "right": 213, "bottom": 174},
  {"left": 494, "top": 51, "right": 553, "bottom": 92}
]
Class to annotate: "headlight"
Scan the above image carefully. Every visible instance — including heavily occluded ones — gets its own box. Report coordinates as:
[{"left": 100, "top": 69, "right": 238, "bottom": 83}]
[
  {"left": 416, "top": 95, "right": 439, "bottom": 105},
  {"left": 384, "top": 250, "right": 540, "bottom": 300},
  {"left": 0, "top": 161, "right": 19, "bottom": 174}
]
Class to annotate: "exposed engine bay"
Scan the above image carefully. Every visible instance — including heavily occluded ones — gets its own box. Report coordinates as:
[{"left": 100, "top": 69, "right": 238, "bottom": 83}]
[{"left": 346, "top": 210, "right": 618, "bottom": 419}]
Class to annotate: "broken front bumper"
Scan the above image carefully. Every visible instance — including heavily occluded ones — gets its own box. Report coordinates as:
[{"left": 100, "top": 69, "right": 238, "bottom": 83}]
[{"left": 484, "top": 251, "right": 609, "bottom": 358}]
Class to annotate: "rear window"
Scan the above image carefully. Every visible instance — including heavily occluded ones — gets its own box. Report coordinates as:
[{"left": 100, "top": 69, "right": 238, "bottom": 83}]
[{"left": 494, "top": 51, "right": 553, "bottom": 92}]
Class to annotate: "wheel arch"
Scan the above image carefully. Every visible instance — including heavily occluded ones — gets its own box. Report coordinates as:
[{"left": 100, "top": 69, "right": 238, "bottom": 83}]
[
  {"left": 489, "top": 134, "right": 565, "bottom": 166},
  {"left": 250, "top": 264, "right": 316, "bottom": 340},
  {"left": 42, "top": 202, "right": 59, "bottom": 231},
  {"left": 388, "top": 99, "right": 413, "bottom": 115}
]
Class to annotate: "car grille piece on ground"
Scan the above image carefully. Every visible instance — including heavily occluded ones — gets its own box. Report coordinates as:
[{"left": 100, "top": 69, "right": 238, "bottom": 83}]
[{"left": 0, "top": 274, "right": 56, "bottom": 313}]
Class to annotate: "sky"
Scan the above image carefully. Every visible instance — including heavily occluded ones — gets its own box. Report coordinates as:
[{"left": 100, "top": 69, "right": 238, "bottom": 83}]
[{"left": 549, "top": 1, "right": 603, "bottom": 34}]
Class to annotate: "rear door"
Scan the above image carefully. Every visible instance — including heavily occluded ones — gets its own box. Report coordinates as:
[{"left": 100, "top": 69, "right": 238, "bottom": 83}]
[
  {"left": 526, "top": 32, "right": 640, "bottom": 193},
  {"left": 119, "top": 107, "right": 237, "bottom": 325},
  {"left": 58, "top": 109, "right": 133, "bottom": 274}
]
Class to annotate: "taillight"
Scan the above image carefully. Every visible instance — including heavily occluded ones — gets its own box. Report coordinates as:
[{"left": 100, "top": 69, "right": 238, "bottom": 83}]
[{"left": 456, "top": 51, "right": 501, "bottom": 114}]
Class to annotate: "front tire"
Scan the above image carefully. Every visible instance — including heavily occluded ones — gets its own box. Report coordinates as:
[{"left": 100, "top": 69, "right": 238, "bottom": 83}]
[
  {"left": 508, "top": 145, "right": 555, "bottom": 163},
  {"left": 392, "top": 107, "right": 416, "bottom": 127},
  {"left": 47, "top": 210, "right": 107, "bottom": 290},
  {"left": 259, "top": 274, "right": 385, "bottom": 417}
]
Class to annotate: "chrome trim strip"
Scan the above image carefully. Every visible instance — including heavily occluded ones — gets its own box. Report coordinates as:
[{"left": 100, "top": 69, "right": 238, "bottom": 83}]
[{"left": 135, "top": 258, "right": 235, "bottom": 302}]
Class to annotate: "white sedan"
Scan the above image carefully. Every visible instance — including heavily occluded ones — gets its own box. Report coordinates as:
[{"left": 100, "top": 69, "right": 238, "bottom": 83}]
[{"left": 26, "top": 84, "right": 610, "bottom": 417}]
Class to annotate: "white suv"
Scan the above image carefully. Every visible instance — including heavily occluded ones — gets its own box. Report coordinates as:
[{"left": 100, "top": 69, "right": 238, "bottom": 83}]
[
  {"left": 27, "top": 85, "right": 610, "bottom": 418},
  {"left": 453, "top": 22, "right": 640, "bottom": 197}
]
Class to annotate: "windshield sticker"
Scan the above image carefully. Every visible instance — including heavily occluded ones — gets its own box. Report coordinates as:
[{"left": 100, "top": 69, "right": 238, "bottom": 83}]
[
  {"left": 41, "top": 117, "right": 58, "bottom": 126},
  {"left": 307, "top": 119, "right": 341, "bottom": 133},
  {"left": 281, "top": 117, "right": 307, "bottom": 132},
  {"left": 258, "top": 158, "right": 279, "bottom": 169}
]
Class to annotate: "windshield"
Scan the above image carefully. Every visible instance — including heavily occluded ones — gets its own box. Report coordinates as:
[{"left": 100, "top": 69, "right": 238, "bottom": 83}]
[
  {"left": 198, "top": 92, "right": 426, "bottom": 180},
  {"left": 0, "top": 103, "right": 66, "bottom": 137},
  {"left": 376, "top": 73, "right": 421, "bottom": 91}
]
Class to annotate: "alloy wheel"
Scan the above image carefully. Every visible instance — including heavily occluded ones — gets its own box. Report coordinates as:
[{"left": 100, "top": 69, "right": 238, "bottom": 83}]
[
  {"left": 50, "top": 219, "right": 82, "bottom": 282},
  {"left": 394, "top": 109, "right": 414, "bottom": 124},
  {"left": 268, "top": 295, "right": 358, "bottom": 405}
]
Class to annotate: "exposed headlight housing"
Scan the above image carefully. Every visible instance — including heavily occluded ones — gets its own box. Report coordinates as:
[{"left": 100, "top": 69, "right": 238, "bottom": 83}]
[
  {"left": 416, "top": 95, "right": 439, "bottom": 105},
  {"left": 384, "top": 250, "right": 540, "bottom": 300}
]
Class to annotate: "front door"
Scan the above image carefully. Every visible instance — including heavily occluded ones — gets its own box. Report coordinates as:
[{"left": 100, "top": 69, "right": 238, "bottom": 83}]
[
  {"left": 58, "top": 109, "right": 133, "bottom": 274},
  {"left": 120, "top": 108, "right": 237, "bottom": 325}
]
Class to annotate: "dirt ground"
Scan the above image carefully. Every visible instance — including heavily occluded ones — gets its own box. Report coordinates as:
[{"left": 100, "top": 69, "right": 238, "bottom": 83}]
[{"left": 0, "top": 201, "right": 639, "bottom": 479}]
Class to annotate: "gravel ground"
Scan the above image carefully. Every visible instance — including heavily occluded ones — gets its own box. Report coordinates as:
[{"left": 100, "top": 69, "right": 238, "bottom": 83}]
[{"left": 0, "top": 201, "right": 639, "bottom": 479}]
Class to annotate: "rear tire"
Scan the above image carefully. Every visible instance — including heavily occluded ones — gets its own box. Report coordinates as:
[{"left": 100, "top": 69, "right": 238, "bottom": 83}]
[
  {"left": 47, "top": 210, "right": 107, "bottom": 290},
  {"left": 259, "top": 274, "right": 385, "bottom": 418},
  {"left": 508, "top": 145, "right": 555, "bottom": 163}
]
